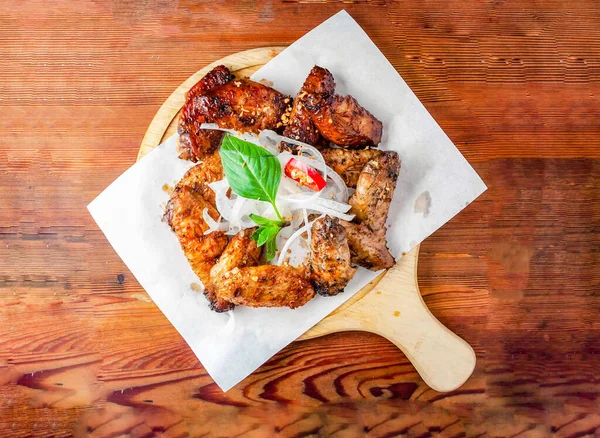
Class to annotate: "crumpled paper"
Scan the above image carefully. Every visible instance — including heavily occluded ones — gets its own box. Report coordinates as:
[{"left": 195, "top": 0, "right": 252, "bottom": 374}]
[{"left": 88, "top": 10, "right": 486, "bottom": 391}]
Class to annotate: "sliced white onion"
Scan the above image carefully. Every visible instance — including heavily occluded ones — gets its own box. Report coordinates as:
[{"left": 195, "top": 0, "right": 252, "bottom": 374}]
[
  {"left": 290, "top": 210, "right": 304, "bottom": 230},
  {"left": 200, "top": 123, "right": 275, "bottom": 153},
  {"left": 260, "top": 130, "right": 318, "bottom": 152},
  {"left": 325, "top": 165, "right": 349, "bottom": 202},
  {"left": 287, "top": 200, "right": 355, "bottom": 221},
  {"left": 302, "top": 209, "right": 310, "bottom": 241},
  {"left": 286, "top": 194, "right": 351, "bottom": 213},
  {"left": 276, "top": 214, "right": 325, "bottom": 266},
  {"left": 210, "top": 180, "right": 235, "bottom": 221},
  {"left": 202, "top": 208, "right": 229, "bottom": 235},
  {"left": 276, "top": 223, "right": 311, "bottom": 266}
]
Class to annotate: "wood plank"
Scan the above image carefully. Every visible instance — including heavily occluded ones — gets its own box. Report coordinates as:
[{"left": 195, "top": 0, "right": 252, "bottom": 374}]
[{"left": 1, "top": 0, "right": 598, "bottom": 435}]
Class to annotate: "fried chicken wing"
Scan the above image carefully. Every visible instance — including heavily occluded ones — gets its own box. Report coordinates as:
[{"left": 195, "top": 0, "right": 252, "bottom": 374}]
[
  {"left": 174, "top": 151, "right": 223, "bottom": 206},
  {"left": 178, "top": 65, "right": 291, "bottom": 162},
  {"left": 321, "top": 148, "right": 383, "bottom": 188},
  {"left": 163, "top": 186, "right": 229, "bottom": 287},
  {"left": 349, "top": 151, "right": 401, "bottom": 231},
  {"left": 281, "top": 77, "right": 324, "bottom": 152},
  {"left": 309, "top": 216, "right": 356, "bottom": 296},
  {"left": 178, "top": 65, "right": 234, "bottom": 162},
  {"left": 342, "top": 151, "right": 401, "bottom": 271},
  {"left": 206, "top": 228, "right": 262, "bottom": 312},
  {"left": 302, "top": 66, "right": 383, "bottom": 148},
  {"left": 218, "top": 265, "right": 315, "bottom": 309}
]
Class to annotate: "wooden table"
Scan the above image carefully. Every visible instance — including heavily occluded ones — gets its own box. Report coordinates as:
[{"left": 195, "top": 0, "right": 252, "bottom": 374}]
[{"left": 1, "top": 1, "right": 598, "bottom": 436}]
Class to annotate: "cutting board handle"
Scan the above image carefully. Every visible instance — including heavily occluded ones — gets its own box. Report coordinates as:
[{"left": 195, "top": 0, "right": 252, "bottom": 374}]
[{"left": 300, "top": 246, "right": 476, "bottom": 392}]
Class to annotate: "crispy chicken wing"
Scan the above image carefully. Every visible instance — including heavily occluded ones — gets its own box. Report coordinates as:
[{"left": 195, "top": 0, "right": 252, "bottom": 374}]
[
  {"left": 302, "top": 66, "right": 383, "bottom": 148},
  {"left": 321, "top": 148, "right": 383, "bottom": 188},
  {"left": 163, "top": 186, "right": 229, "bottom": 287},
  {"left": 343, "top": 151, "right": 401, "bottom": 271},
  {"left": 309, "top": 216, "right": 356, "bottom": 296},
  {"left": 218, "top": 265, "right": 315, "bottom": 309},
  {"left": 207, "top": 228, "right": 262, "bottom": 312},
  {"left": 177, "top": 65, "right": 291, "bottom": 162},
  {"left": 174, "top": 151, "right": 223, "bottom": 206}
]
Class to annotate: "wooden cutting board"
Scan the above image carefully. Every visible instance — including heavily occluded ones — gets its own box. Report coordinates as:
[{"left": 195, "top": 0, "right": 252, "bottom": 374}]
[{"left": 138, "top": 47, "right": 476, "bottom": 392}]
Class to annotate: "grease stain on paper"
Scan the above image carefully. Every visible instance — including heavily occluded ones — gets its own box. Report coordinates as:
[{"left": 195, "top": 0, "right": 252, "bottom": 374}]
[
  {"left": 162, "top": 184, "right": 173, "bottom": 195},
  {"left": 414, "top": 191, "right": 432, "bottom": 217}
]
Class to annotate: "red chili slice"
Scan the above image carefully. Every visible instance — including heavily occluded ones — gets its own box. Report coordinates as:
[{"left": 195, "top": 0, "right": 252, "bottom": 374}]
[{"left": 284, "top": 158, "right": 327, "bottom": 192}]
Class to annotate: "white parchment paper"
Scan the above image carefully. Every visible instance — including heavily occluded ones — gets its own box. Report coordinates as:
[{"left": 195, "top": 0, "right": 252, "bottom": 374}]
[{"left": 88, "top": 10, "right": 486, "bottom": 391}]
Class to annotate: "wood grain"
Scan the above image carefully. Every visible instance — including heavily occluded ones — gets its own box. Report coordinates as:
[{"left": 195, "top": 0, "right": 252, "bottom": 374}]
[{"left": 1, "top": 0, "right": 599, "bottom": 436}]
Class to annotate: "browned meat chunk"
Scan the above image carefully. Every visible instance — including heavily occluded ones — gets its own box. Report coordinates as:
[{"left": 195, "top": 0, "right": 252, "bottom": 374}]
[
  {"left": 174, "top": 152, "right": 223, "bottom": 207},
  {"left": 340, "top": 221, "right": 395, "bottom": 270},
  {"left": 321, "top": 148, "right": 384, "bottom": 188},
  {"left": 177, "top": 66, "right": 234, "bottom": 162},
  {"left": 281, "top": 79, "right": 324, "bottom": 152},
  {"left": 178, "top": 65, "right": 291, "bottom": 162},
  {"left": 218, "top": 265, "right": 315, "bottom": 309},
  {"left": 344, "top": 151, "right": 401, "bottom": 270},
  {"left": 349, "top": 151, "right": 401, "bottom": 231},
  {"left": 309, "top": 216, "right": 356, "bottom": 296},
  {"left": 163, "top": 186, "right": 229, "bottom": 288},
  {"left": 206, "top": 228, "right": 262, "bottom": 312},
  {"left": 302, "top": 66, "right": 383, "bottom": 148}
]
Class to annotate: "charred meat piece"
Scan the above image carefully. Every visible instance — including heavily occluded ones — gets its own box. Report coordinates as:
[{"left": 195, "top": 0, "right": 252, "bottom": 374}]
[
  {"left": 341, "top": 221, "right": 395, "bottom": 270},
  {"left": 163, "top": 186, "right": 229, "bottom": 288},
  {"left": 321, "top": 148, "right": 383, "bottom": 188},
  {"left": 281, "top": 80, "right": 324, "bottom": 152},
  {"left": 302, "top": 66, "right": 383, "bottom": 148},
  {"left": 174, "top": 152, "right": 223, "bottom": 207},
  {"left": 178, "top": 65, "right": 292, "bottom": 162},
  {"left": 218, "top": 265, "right": 315, "bottom": 309},
  {"left": 178, "top": 66, "right": 234, "bottom": 162},
  {"left": 342, "top": 151, "right": 401, "bottom": 271},
  {"left": 309, "top": 216, "right": 356, "bottom": 296},
  {"left": 207, "top": 228, "right": 262, "bottom": 312},
  {"left": 349, "top": 151, "right": 401, "bottom": 232}
]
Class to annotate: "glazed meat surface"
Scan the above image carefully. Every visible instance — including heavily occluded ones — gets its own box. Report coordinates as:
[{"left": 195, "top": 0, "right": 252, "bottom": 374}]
[
  {"left": 207, "top": 228, "right": 262, "bottom": 312},
  {"left": 178, "top": 66, "right": 234, "bottom": 162},
  {"left": 218, "top": 265, "right": 315, "bottom": 309},
  {"left": 309, "top": 216, "right": 356, "bottom": 296},
  {"left": 302, "top": 66, "right": 383, "bottom": 148},
  {"left": 163, "top": 186, "right": 229, "bottom": 287},
  {"left": 349, "top": 151, "right": 401, "bottom": 231},
  {"left": 178, "top": 65, "right": 291, "bottom": 162},
  {"left": 321, "top": 148, "right": 383, "bottom": 188},
  {"left": 341, "top": 221, "right": 395, "bottom": 270},
  {"left": 174, "top": 152, "right": 223, "bottom": 206}
]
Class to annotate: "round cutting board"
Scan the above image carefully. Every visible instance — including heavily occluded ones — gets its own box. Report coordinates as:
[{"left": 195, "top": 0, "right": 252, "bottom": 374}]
[{"left": 138, "top": 47, "right": 475, "bottom": 392}]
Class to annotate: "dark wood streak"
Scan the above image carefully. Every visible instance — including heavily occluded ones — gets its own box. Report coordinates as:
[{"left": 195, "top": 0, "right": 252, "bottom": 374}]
[{"left": 1, "top": 0, "right": 599, "bottom": 436}]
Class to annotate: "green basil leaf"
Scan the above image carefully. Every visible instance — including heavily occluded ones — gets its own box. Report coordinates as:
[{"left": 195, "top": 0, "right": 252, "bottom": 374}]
[
  {"left": 253, "top": 225, "right": 280, "bottom": 247},
  {"left": 249, "top": 213, "right": 284, "bottom": 228},
  {"left": 266, "top": 235, "right": 279, "bottom": 261},
  {"left": 220, "top": 135, "right": 281, "bottom": 207},
  {"left": 250, "top": 227, "right": 262, "bottom": 242}
]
